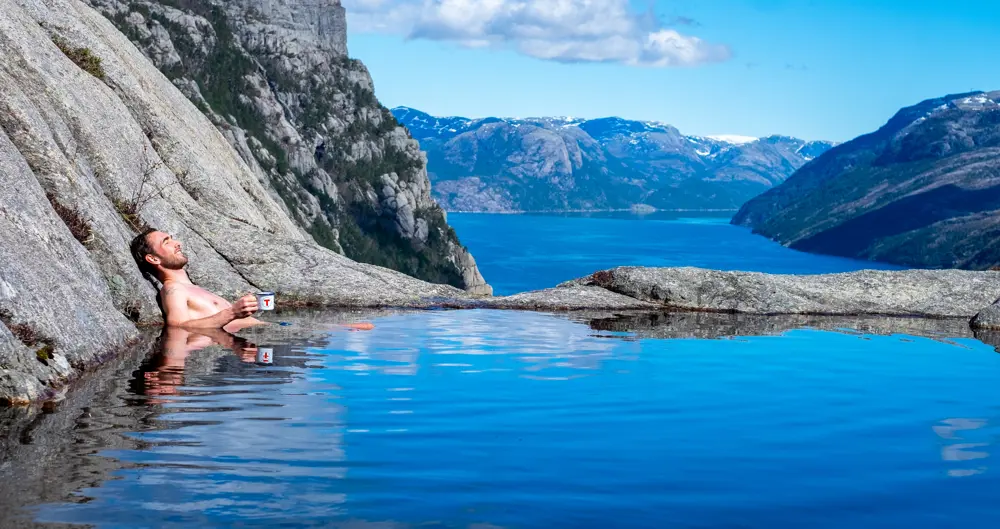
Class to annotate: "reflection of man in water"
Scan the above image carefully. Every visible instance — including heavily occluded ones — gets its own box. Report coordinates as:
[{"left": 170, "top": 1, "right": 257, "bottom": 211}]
[
  {"left": 134, "top": 324, "right": 373, "bottom": 401},
  {"left": 134, "top": 326, "right": 264, "bottom": 402},
  {"left": 130, "top": 228, "right": 262, "bottom": 332}
]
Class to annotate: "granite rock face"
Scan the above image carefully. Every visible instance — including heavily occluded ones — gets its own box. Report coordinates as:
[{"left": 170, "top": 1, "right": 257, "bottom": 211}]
[
  {"left": 0, "top": 126, "right": 137, "bottom": 405},
  {"left": 85, "top": 0, "right": 490, "bottom": 294},
  {"left": 0, "top": 0, "right": 470, "bottom": 404},
  {"left": 562, "top": 267, "right": 1000, "bottom": 318}
]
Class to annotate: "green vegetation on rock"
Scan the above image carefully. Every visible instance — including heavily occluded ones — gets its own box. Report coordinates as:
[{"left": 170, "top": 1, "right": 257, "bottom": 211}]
[
  {"left": 96, "top": 0, "right": 483, "bottom": 291},
  {"left": 52, "top": 35, "right": 105, "bottom": 80},
  {"left": 733, "top": 91, "right": 1000, "bottom": 270}
]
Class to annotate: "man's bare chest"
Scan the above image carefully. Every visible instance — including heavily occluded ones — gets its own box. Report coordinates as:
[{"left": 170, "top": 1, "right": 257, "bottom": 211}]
[{"left": 185, "top": 286, "right": 229, "bottom": 314}]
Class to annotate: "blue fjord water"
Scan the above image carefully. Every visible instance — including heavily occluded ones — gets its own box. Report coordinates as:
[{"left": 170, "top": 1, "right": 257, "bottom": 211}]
[
  {"left": 8, "top": 213, "right": 1000, "bottom": 528},
  {"left": 445, "top": 212, "right": 902, "bottom": 295}
]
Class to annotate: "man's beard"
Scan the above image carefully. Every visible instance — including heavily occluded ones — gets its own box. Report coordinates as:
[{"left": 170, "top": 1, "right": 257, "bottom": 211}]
[{"left": 160, "top": 253, "right": 189, "bottom": 270}]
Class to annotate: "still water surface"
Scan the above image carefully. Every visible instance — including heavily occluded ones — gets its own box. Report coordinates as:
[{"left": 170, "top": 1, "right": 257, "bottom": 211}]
[
  {"left": 4, "top": 309, "right": 999, "bottom": 528},
  {"left": 446, "top": 212, "right": 902, "bottom": 295},
  {"left": 3, "top": 213, "right": 997, "bottom": 528}
]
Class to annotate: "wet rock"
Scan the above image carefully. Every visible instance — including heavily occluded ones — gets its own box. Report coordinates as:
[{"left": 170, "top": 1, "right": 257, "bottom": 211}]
[
  {"left": 973, "top": 329, "right": 1000, "bottom": 354},
  {"left": 587, "top": 311, "right": 977, "bottom": 342},
  {"left": 483, "top": 285, "right": 659, "bottom": 311},
  {"left": 970, "top": 303, "right": 1000, "bottom": 330}
]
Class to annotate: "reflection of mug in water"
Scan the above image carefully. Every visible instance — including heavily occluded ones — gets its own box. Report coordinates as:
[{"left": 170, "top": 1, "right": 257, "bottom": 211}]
[
  {"left": 256, "top": 292, "right": 276, "bottom": 311},
  {"left": 256, "top": 347, "right": 274, "bottom": 364}
]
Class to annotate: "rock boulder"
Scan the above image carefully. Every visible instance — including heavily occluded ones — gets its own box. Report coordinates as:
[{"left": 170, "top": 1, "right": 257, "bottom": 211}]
[{"left": 563, "top": 267, "right": 1000, "bottom": 318}]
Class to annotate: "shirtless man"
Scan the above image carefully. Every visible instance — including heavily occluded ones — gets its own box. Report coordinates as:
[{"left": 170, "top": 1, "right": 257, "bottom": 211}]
[{"left": 130, "top": 228, "right": 262, "bottom": 331}]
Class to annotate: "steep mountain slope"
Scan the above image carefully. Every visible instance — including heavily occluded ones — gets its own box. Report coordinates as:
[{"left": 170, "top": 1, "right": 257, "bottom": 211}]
[
  {"left": 393, "top": 107, "right": 834, "bottom": 212},
  {"left": 733, "top": 91, "right": 1000, "bottom": 269},
  {"left": 86, "top": 0, "right": 489, "bottom": 293},
  {"left": 0, "top": 0, "right": 480, "bottom": 402}
]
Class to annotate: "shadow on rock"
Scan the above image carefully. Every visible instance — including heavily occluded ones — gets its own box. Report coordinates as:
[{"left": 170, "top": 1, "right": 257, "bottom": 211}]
[
  {"left": 973, "top": 330, "right": 1000, "bottom": 353},
  {"left": 585, "top": 311, "right": 978, "bottom": 341}
]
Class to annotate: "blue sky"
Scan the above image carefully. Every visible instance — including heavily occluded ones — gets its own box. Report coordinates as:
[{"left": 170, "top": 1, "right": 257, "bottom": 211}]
[{"left": 344, "top": 0, "right": 1000, "bottom": 142}]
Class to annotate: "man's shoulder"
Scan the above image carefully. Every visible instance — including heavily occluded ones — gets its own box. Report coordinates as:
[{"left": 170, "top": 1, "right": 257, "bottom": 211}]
[{"left": 160, "top": 281, "right": 189, "bottom": 298}]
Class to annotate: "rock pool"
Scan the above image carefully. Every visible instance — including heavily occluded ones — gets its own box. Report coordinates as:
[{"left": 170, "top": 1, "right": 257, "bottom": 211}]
[{"left": 2, "top": 309, "right": 1000, "bottom": 528}]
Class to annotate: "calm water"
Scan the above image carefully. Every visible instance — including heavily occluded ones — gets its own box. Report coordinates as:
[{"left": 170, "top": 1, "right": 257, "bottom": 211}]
[
  {"left": 447, "top": 212, "right": 902, "bottom": 295},
  {"left": 4, "top": 310, "right": 1000, "bottom": 528},
  {"left": 2, "top": 213, "right": 997, "bottom": 528}
]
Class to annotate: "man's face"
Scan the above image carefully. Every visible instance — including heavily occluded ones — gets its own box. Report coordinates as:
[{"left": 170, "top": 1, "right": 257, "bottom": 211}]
[{"left": 145, "top": 231, "right": 188, "bottom": 270}]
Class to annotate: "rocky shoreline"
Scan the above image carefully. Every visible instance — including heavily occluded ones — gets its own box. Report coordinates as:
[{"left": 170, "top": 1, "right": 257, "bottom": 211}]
[{"left": 5, "top": 265, "right": 1000, "bottom": 405}]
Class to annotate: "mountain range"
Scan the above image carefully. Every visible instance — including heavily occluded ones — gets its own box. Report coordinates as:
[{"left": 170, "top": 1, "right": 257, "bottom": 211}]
[
  {"left": 734, "top": 90, "right": 1000, "bottom": 269},
  {"left": 392, "top": 107, "right": 835, "bottom": 212}
]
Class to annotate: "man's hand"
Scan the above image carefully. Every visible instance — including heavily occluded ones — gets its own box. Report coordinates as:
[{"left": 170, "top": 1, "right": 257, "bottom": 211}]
[{"left": 231, "top": 294, "right": 259, "bottom": 319}]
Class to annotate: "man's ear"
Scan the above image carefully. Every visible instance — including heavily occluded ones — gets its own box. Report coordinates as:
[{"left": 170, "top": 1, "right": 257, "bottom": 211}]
[{"left": 145, "top": 254, "right": 160, "bottom": 266}]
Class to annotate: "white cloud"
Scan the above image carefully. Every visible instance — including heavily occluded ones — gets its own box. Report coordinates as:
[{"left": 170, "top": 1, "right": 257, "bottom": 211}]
[{"left": 342, "top": 0, "right": 731, "bottom": 67}]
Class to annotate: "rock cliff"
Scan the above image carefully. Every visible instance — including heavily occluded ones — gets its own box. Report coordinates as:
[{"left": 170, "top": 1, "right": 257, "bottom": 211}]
[
  {"left": 85, "top": 0, "right": 489, "bottom": 294},
  {"left": 0, "top": 0, "right": 475, "bottom": 403},
  {"left": 393, "top": 107, "right": 834, "bottom": 212},
  {"left": 733, "top": 91, "right": 1000, "bottom": 270}
]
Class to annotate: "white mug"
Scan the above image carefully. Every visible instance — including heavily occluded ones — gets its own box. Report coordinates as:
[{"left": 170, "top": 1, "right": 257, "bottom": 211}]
[
  {"left": 256, "top": 292, "right": 276, "bottom": 311},
  {"left": 256, "top": 347, "right": 274, "bottom": 364}
]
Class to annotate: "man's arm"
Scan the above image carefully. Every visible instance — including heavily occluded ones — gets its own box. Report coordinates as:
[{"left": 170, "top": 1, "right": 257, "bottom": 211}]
[{"left": 175, "top": 308, "right": 239, "bottom": 329}]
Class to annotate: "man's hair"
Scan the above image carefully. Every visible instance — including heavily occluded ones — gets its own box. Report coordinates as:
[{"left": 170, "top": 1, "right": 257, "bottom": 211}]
[{"left": 130, "top": 227, "right": 160, "bottom": 284}]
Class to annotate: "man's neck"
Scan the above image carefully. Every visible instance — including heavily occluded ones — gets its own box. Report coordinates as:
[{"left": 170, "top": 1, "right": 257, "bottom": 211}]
[{"left": 160, "top": 268, "right": 192, "bottom": 286}]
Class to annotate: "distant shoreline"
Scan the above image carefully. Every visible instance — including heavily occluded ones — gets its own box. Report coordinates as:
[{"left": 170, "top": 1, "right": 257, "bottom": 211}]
[{"left": 444, "top": 208, "right": 741, "bottom": 214}]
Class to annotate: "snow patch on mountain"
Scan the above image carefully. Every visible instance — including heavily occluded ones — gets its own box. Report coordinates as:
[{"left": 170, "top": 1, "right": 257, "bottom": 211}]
[{"left": 706, "top": 134, "right": 759, "bottom": 145}]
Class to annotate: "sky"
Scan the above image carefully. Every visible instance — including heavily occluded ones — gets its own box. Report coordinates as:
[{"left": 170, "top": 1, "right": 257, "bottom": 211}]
[{"left": 343, "top": 0, "right": 1000, "bottom": 142}]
